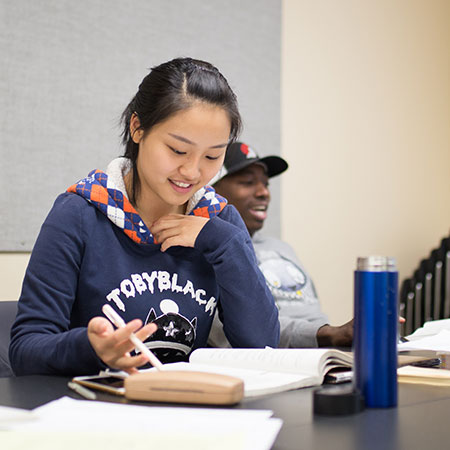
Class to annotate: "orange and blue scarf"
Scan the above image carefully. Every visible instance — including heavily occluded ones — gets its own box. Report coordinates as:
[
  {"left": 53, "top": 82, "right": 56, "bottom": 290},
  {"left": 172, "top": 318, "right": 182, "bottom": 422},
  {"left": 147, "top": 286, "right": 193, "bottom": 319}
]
[{"left": 67, "top": 169, "right": 227, "bottom": 245}]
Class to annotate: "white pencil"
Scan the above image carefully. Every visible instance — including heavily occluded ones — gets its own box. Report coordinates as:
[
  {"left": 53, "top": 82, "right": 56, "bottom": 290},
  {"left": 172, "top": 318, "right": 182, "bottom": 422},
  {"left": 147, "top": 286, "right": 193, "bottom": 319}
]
[
  {"left": 68, "top": 381, "right": 97, "bottom": 400},
  {"left": 102, "top": 304, "right": 164, "bottom": 371}
]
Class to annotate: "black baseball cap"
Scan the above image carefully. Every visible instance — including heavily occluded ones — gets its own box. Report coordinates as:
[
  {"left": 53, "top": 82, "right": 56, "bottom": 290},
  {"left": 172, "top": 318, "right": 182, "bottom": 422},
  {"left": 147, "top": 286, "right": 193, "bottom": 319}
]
[{"left": 211, "top": 142, "right": 288, "bottom": 184}]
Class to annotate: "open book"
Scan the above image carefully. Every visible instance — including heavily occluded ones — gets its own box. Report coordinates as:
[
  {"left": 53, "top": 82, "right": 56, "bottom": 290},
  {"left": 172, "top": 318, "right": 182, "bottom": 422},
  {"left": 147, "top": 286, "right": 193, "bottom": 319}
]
[{"left": 160, "top": 348, "right": 353, "bottom": 397}]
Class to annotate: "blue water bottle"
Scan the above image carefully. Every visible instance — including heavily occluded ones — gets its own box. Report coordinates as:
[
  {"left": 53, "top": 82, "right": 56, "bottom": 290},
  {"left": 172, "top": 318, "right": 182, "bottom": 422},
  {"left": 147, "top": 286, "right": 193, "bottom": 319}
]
[{"left": 354, "top": 256, "right": 398, "bottom": 408}]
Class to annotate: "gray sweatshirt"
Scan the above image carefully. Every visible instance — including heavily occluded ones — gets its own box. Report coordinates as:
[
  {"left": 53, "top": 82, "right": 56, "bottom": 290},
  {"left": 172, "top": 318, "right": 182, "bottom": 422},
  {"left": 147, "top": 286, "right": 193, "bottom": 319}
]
[{"left": 208, "top": 233, "right": 329, "bottom": 348}]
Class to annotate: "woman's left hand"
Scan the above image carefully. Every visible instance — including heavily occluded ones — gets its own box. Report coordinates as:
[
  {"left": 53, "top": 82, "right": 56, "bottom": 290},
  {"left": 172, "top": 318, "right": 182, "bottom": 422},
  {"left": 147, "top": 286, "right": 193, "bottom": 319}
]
[{"left": 151, "top": 214, "right": 209, "bottom": 252}]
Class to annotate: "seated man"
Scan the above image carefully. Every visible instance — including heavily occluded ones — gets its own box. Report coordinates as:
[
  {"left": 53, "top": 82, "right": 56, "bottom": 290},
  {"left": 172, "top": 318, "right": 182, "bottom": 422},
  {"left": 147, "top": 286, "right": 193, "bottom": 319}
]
[{"left": 209, "top": 142, "right": 353, "bottom": 348}]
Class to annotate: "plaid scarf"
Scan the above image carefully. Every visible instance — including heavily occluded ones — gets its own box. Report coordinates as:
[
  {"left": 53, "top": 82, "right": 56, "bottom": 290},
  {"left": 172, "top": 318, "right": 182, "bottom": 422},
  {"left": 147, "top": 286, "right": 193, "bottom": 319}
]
[{"left": 67, "top": 169, "right": 227, "bottom": 245}]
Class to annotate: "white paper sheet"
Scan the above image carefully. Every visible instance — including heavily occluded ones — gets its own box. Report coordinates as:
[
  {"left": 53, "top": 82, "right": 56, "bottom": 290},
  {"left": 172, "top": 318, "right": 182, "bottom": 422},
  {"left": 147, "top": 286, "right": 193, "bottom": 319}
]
[
  {"left": 0, "top": 405, "right": 36, "bottom": 428},
  {"left": 405, "top": 318, "right": 450, "bottom": 340},
  {"left": 2, "top": 397, "right": 282, "bottom": 450},
  {"left": 398, "top": 329, "right": 450, "bottom": 352}
]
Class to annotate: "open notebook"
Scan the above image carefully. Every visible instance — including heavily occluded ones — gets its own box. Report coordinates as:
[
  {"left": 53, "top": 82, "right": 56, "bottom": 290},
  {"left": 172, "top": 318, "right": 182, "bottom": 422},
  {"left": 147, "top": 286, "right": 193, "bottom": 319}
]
[{"left": 158, "top": 347, "right": 353, "bottom": 397}]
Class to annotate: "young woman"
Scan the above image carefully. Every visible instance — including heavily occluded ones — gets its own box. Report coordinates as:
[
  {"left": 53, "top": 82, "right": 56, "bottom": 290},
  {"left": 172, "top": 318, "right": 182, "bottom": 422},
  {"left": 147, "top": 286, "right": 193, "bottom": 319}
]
[{"left": 9, "top": 58, "right": 280, "bottom": 376}]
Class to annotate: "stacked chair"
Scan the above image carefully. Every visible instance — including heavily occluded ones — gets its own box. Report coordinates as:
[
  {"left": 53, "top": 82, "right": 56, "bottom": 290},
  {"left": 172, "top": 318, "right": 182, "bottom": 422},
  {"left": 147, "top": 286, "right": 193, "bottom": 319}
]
[
  {"left": 399, "top": 235, "right": 450, "bottom": 337},
  {"left": 0, "top": 301, "right": 18, "bottom": 377}
]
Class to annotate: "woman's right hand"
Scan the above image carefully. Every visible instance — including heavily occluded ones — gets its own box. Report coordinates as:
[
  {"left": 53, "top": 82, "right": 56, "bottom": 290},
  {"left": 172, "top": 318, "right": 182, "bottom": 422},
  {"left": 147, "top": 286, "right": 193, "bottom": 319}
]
[{"left": 87, "top": 316, "right": 157, "bottom": 374}]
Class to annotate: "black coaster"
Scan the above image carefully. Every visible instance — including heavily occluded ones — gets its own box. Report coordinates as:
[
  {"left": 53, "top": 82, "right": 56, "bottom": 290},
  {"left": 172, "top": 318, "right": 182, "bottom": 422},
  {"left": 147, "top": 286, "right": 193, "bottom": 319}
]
[{"left": 313, "top": 385, "right": 365, "bottom": 416}]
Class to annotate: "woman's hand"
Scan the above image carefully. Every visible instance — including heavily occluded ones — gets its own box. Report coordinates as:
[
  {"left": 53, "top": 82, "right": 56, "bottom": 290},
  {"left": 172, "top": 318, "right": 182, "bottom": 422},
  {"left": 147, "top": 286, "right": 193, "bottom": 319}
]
[
  {"left": 87, "top": 317, "right": 157, "bottom": 374},
  {"left": 151, "top": 214, "right": 209, "bottom": 252}
]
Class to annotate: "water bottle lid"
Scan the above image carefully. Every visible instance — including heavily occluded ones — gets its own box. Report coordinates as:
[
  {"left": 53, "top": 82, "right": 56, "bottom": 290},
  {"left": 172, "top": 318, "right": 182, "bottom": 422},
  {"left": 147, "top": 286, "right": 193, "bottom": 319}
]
[
  {"left": 313, "top": 385, "right": 365, "bottom": 415},
  {"left": 357, "top": 256, "right": 397, "bottom": 271}
]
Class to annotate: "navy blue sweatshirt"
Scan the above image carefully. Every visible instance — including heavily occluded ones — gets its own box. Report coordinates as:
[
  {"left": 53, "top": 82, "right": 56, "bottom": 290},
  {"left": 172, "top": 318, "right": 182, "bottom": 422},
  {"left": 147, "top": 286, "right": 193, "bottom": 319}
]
[{"left": 9, "top": 160, "right": 279, "bottom": 375}]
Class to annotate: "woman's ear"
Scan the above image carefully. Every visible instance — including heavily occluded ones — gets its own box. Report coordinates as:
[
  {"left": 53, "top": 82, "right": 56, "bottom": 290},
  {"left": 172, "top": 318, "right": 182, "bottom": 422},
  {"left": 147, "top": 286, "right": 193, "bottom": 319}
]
[{"left": 130, "top": 113, "right": 144, "bottom": 144}]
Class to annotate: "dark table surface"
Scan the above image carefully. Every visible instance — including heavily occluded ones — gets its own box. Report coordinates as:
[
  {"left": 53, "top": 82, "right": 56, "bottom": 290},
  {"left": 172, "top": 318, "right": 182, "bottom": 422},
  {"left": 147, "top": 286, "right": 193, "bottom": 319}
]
[{"left": 1, "top": 374, "right": 450, "bottom": 450}]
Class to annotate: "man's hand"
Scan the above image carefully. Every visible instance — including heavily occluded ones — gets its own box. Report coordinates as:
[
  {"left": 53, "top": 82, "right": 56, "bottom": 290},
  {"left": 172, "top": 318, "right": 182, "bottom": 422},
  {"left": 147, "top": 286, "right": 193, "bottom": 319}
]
[
  {"left": 316, "top": 319, "right": 354, "bottom": 348},
  {"left": 151, "top": 214, "right": 209, "bottom": 252},
  {"left": 87, "top": 317, "right": 157, "bottom": 374},
  {"left": 317, "top": 316, "right": 406, "bottom": 348}
]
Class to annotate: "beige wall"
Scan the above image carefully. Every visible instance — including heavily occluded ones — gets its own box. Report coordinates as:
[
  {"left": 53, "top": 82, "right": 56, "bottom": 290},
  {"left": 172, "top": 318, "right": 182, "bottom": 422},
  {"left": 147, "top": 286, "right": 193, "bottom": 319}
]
[
  {"left": 281, "top": 0, "right": 450, "bottom": 324},
  {"left": 0, "top": 253, "right": 29, "bottom": 301}
]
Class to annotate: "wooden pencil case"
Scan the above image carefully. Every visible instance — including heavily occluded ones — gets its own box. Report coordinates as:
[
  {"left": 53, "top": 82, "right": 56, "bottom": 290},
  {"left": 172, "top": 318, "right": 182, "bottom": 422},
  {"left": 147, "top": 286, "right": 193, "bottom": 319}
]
[{"left": 124, "top": 370, "right": 244, "bottom": 405}]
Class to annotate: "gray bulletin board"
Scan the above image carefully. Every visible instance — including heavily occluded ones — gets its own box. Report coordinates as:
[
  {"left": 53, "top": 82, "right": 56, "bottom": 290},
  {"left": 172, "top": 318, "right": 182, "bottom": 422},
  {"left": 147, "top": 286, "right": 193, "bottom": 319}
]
[{"left": 0, "top": 0, "right": 281, "bottom": 251}]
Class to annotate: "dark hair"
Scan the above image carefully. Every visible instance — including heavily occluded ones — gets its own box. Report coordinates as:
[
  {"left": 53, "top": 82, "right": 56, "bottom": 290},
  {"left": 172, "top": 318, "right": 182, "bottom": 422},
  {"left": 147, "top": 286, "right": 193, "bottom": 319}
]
[{"left": 121, "top": 57, "right": 242, "bottom": 204}]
